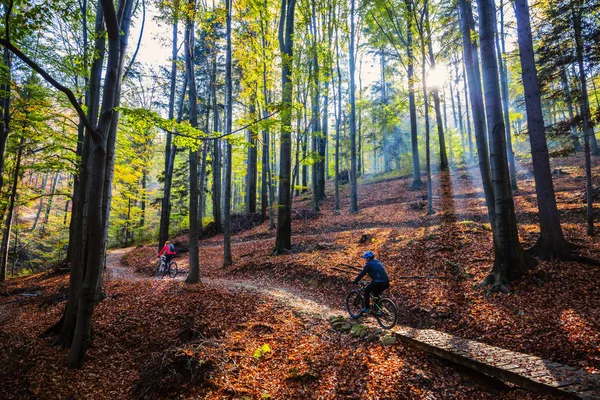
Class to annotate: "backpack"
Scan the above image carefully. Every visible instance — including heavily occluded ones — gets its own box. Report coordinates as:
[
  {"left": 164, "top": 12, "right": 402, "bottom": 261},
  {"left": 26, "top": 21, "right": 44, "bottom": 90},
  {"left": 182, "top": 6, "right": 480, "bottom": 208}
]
[{"left": 169, "top": 243, "right": 175, "bottom": 253}]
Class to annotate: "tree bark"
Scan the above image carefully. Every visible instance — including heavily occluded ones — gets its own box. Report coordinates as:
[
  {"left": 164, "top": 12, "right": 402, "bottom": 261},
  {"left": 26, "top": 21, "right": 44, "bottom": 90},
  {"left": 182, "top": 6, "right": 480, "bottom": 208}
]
[
  {"left": 68, "top": 0, "right": 132, "bottom": 368},
  {"left": 42, "top": 172, "right": 60, "bottom": 229},
  {"left": 31, "top": 173, "right": 48, "bottom": 232},
  {"left": 419, "top": 20, "right": 433, "bottom": 215},
  {"left": 424, "top": 4, "right": 448, "bottom": 171},
  {"left": 185, "top": 2, "right": 201, "bottom": 282},
  {"left": 406, "top": 0, "right": 422, "bottom": 188},
  {"left": 348, "top": 0, "right": 358, "bottom": 213},
  {"left": 55, "top": 2, "right": 105, "bottom": 349},
  {"left": 223, "top": 0, "right": 233, "bottom": 267},
  {"left": 245, "top": 102, "right": 257, "bottom": 214},
  {"left": 514, "top": 0, "right": 574, "bottom": 259},
  {"left": 477, "top": 0, "right": 534, "bottom": 287},
  {"left": 0, "top": 137, "right": 23, "bottom": 282},
  {"left": 211, "top": 57, "right": 222, "bottom": 233},
  {"left": 159, "top": 18, "right": 179, "bottom": 250},
  {"left": 571, "top": 3, "right": 595, "bottom": 235},
  {"left": 274, "top": 0, "right": 297, "bottom": 253},
  {"left": 0, "top": 46, "right": 11, "bottom": 197},
  {"left": 493, "top": 0, "right": 517, "bottom": 190},
  {"left": 560, "top": 68, "right": 581, "bottom": 152}
]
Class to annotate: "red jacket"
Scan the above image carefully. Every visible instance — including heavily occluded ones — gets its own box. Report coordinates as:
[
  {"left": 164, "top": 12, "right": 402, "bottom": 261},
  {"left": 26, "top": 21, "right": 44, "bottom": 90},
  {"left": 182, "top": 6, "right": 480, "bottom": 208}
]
[{"left": 158, "top": 244, "right": 176, "bottom": 257}]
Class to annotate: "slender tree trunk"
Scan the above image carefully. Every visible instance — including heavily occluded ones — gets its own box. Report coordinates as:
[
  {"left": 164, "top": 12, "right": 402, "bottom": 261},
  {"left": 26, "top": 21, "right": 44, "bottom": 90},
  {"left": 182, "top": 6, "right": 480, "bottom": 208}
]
[
  {"left": 185, "top": 3, "right": 201, "bottom": 282},
  {"left": 223, "top": 0, "right": 233, "bottom": 267},
  {"left": 561, "top": 68, "right": 581, "bottom": 152},
  {"left": 571, "top": 4, "right": 595, "bottom": 235},
  {"left": 334, "top": 18, "right": 342, "bottom": 211},
  {"left": 42, "top": 172, "right": 60, "bottom": 229},
  {"left": 494, "top": 0, "right": 517, "bottom": 190},
  {"left": 245, "top": 101, "right": 257, "bottom": 214},
  {"left": 159, "top": 18, "right": 179, "bottom": 250},
  {"left": 31, "top": 173, "right": 48, "bottom": 232},
  {"left": 0, "top": 137, "right": 23, "bottom": 282},
  {"left": 462, "top": 60, "right": 474, "bottom": 162},
  {"left": 419, "top": 26, "right": 434, "bottom": 215},
  {"left": 0, "top": 46, "right": 11, "bottom": 196},
  {"left": 406, "top": 0, "right": 422, "bottom": 188},
  {"left": 259, "top": 17, "right": 271, "bottom": 223},
  {"left": 311, "top": 60, "right": 320, "bottom": 212},
  {"left": 274, "top": 0, "right": 297, "bottom": 253},
  {"left": 459, "top": 0, "right": 494, "bottom": 218},
  {"left": 425, "top": 4, "right": 448, "bottom": 171},
  {"left": 348, "top": 0, "right": 358, "bottom": 213},
  {"left": 211, "top": 58, "right": 222, "bottom": 233},
  {"left": 381, "top": 51, "right": 391, "bottom": 173}
]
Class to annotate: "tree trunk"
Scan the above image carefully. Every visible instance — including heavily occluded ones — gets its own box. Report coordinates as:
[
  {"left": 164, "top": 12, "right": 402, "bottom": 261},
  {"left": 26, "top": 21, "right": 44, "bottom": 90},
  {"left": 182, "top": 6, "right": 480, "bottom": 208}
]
[
  {"left": 245, "top": 102, "right": 257, "bottom": 214},
  {"left": 462, "top": 60, "right": 474, "bottom": 162},
  {"left": 425, "top": 4, "right": 448, "bottom": 171},
  {"left": 334, "top": 16, "right": 342, "bottom": 211},
  {"left": 311, "top": 56, "right": 321, "bottom": 211},
  {"left": 223, "top": 0, "right": 233, "bottom": 267},
  {"left": 55, "top": 2, "right": 105, "bottom": 349},
  {"left": 42, "top": 172, "right": 60, "bottom": 229},
  {"left": 211, "top": 57, "right": 222, "bottom": 233},
  {"left": 185, "top": 3, "right": 201, "bottom": 282},
  {"left": 560, "top": 68, "right": 581, "bottom": 152},
  {"left": 0, "top": 137, "right": 23, "bottom": 281},
  {"left": 159, "top": 18, "right": 179, "bottom": 250},
  {"left": 571, "top": 3, "right": 595, "bottom": 235},
  {"left": 406, "top": 0, "right": 422, "bottom": 188},
  {"left": 100, "top": 0, "right": 135, "bottom": 285},
  {"left": 419, "top": 24, "right": 434, "bottom": 215},
  {"left": 348, "top": 0, "right": 358, "bottom": 213},
  {"left": 31, "top": 173, "right": 48, "bottom": 232},
  {"left": 514, "top": 0, "right": 573, "bottom": 259},
  {"left": 274, "top": 0, "right": 297, "bottom": 253},
  {"left": 493, "top": 0, "right": 517, "bottom": 190},
  {"left": 381, "top": 51, "right": 391, "bottom": 173},
  {"left": 477, "top": 0, "right": 534, "bottom": 287},
  {"left": 0, "top": 45, "right": 12, "bottom": 197},
  {"left": 68, "top": 0, "right": 132, "bottom": 368}
]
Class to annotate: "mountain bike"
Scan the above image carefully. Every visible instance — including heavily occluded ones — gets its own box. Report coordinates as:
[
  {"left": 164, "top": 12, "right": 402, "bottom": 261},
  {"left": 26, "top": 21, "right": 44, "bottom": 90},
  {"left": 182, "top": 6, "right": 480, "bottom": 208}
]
[
  {"left": 156, "top": 256, "right": 178, "bottom": 279},
  {"left": 346, "top": 282, "right": 398, "bottom": 329}
]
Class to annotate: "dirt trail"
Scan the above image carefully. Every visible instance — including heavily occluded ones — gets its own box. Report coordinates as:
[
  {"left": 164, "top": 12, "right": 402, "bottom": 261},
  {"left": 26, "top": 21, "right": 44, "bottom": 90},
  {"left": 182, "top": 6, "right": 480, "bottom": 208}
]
[{"left": 104, "top": 247, "right": 346, "bottom": 321}]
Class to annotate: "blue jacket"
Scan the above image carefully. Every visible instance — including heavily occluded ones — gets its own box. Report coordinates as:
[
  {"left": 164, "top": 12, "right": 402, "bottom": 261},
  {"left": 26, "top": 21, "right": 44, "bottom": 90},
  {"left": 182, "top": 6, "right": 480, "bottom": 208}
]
[{"left": 353, "top": 259, "right": 390, "bottom": 283}]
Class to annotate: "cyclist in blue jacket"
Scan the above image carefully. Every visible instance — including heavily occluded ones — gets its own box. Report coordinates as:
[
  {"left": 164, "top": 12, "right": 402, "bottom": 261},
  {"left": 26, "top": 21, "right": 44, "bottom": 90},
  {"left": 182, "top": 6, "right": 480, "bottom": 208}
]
[{"left": 353, "top": 251, "right": 390, "bottom": 313}]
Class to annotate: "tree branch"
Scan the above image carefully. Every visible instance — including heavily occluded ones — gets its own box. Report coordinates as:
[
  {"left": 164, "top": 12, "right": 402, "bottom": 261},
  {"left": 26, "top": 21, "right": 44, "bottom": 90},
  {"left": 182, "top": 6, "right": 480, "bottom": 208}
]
[{"left": 0, "top": 37, "right": 100, "bottom": 141}]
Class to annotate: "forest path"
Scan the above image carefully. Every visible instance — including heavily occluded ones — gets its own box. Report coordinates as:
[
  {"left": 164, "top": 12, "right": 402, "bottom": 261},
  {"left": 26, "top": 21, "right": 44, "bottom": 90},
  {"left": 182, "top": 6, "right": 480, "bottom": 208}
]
[
  {"left": 103, "top": 246, "right": 344, "bottom": 319},
  {"left": 104, "top": 245, "right": 600, "bottom": 399}
]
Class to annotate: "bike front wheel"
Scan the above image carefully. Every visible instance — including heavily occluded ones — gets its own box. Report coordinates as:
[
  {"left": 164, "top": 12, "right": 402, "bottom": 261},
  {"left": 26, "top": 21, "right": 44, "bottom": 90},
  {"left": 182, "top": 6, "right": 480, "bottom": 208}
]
[
  {"left": 374, "top": 298, "right": 397, "bottom": 329},
  {"left": 346, "top": 290, "right": 364, "bottom": 319},
  {"left": 155, "top": 260, "right": 166, "bottom": 279},
  {"left": 168, "top": 261, "right": 178, "bottom": 278}
]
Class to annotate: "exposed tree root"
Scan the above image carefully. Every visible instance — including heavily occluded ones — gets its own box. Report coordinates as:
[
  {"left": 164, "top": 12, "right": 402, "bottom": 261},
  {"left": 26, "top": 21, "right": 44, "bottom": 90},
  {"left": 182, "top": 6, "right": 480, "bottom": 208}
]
[
  {"left": 410, "top": 181, "right": 425, "bottom": 191},
  {"left": 527, "top": 239, "right": 599, "bottom": 266}
]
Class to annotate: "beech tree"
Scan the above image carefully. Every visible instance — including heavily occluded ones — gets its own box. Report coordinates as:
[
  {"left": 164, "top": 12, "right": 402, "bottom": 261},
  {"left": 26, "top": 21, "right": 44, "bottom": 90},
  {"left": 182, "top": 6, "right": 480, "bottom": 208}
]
[{"left": 274, "top": 0, "right": 297, "bottom": 253}]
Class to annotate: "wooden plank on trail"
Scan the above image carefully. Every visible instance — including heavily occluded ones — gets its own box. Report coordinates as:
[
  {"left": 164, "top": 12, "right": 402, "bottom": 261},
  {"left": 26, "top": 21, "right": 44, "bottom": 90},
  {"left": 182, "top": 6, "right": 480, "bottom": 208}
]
[{"left": 391, "top": 325, "right": 600, "bottom": 399}]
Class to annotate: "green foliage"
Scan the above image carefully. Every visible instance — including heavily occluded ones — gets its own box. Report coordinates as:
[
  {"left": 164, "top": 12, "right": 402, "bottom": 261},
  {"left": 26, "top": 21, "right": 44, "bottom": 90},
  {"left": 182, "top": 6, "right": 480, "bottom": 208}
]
[{"left": 253, "top": 343, "right": 271, "bottom": 358}]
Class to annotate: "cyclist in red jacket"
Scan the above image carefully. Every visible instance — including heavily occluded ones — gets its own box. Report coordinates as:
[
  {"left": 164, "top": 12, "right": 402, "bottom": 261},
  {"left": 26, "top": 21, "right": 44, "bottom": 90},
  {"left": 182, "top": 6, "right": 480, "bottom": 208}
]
[{"left": 158, "top": 241, "right": 176, "bottom": 267}]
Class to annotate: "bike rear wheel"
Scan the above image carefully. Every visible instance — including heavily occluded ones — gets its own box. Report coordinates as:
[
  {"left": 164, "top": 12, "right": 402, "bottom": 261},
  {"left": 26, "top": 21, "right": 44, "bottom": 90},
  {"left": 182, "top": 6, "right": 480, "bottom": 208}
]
[
  {"left": 168, "top": 261, "right": 178, "bottom": 278},
  {"left": 346, "top": 290, "right": 364, "bottom": 319},
  {"left": 155, "top": 260, "right": 166, "bottom": 279},
  {"left": 374, "top": 298, "right": 397, "bottom": 329}
]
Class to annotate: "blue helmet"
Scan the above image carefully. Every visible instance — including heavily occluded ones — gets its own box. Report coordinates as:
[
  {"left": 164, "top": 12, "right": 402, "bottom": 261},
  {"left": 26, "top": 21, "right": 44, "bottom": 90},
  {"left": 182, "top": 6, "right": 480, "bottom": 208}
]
[{"left": 362, "top": 251, "right": 375, "bottom": 259}]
